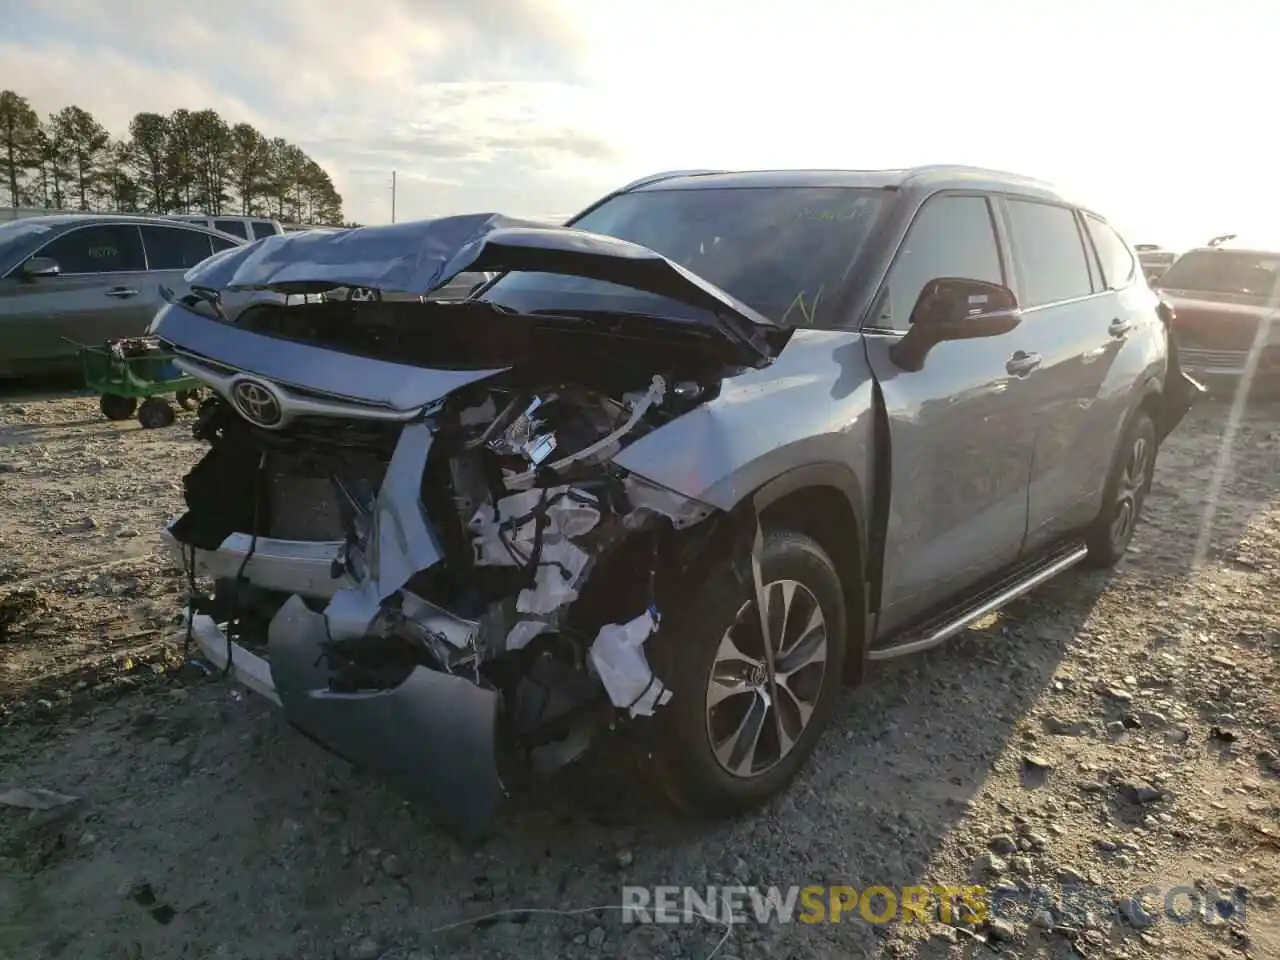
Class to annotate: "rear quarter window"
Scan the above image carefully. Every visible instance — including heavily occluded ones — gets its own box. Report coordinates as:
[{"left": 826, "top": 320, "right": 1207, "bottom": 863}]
[
  {"left": 141, "top": 225, "right": 216, "bottom": 271},
  {"left": 251, "top": 220, "right": 279, "bottom": 237},
  {"left": 1083, "top": 215, "right": 1136, "bottom": 290},
  {"left": 214, "top": 219, "right": 249, "bottom": 239}
]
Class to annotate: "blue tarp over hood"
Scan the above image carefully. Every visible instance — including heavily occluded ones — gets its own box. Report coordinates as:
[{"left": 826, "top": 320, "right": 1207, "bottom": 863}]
[{"left": 178, "top": 213, "right": 783, "bottom": 366}]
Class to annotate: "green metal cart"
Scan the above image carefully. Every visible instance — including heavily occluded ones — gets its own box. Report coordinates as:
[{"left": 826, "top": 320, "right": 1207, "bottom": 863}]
[{"left": 67, "top": 336, "right": 203, "bottom": 429}]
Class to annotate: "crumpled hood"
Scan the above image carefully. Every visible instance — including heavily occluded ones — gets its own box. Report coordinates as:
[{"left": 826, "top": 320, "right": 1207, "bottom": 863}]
[
  {"left": 177, "top": 212, "right": 783, "bottom": 367},
  {"left": 181, "top": 214, "right": 543, "bottom": 294}
]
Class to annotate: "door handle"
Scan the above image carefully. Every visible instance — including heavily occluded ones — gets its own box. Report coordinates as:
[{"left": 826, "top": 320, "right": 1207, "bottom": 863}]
[
  {"left": 104, "top": 287, "right": 139, "bottom": 299},
  {"left": 1108, "top": 318, "right": 1132, "bottom": 338},
  {"left": 1006, "top": 350, "right": 1042, "bottom": 377}
]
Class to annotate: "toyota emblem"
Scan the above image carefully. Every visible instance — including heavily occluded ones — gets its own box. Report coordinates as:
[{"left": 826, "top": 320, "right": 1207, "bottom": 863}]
[{"left": 231, "top": 379, "right": 283, "bottom": 427}]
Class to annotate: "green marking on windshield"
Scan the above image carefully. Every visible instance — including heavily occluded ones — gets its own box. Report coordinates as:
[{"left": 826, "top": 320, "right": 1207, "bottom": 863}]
[
  {"left": 781, "top": 286, "right": 824, "bottom": 326},
  {"left": 791, "top": 207, "right": 864, "bottom": 222}
]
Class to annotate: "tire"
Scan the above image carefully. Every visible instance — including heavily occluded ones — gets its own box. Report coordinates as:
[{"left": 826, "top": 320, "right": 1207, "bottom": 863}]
[
  {"left": 647, "top": 529, "right": 847, "bottom": 817},
  {"left": 99, "top": 394, "right": 137, "bottom": 421},
  {"left": 1084, "top": 410, "right": 1157, "bottom": 568},
  {"left": 137, "top": 397, "right": 176, "bottom": 429}
]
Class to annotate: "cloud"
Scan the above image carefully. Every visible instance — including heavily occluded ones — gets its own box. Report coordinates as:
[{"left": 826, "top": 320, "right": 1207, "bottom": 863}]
[
  {"left": 0, "top": 41, "right": 273, "bottom": 134},
  {"left": 1, "top": 0, "right": 623, "bottom": 221}
]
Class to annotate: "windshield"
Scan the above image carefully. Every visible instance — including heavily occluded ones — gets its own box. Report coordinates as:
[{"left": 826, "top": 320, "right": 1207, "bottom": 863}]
[
  {"left": 1158, "top": 249, "right": 1280, "bottom": 298},
  {"left": 481, "top": 186, "right": 888, "bottom": 328},
  {"left": 0, "top": 218, "right": 58, "bottom": 270}
]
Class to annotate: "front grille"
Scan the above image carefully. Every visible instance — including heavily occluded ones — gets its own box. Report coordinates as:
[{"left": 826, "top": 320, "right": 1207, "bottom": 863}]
[
  {"left": 257, "top": 415, "right": 404, "bottom": 457},
  {"left": 250, "top": 417, "right": 400, "bottom": 541},
  {"left": 266, "top": 470, "right": 348, "bottom": 540}
]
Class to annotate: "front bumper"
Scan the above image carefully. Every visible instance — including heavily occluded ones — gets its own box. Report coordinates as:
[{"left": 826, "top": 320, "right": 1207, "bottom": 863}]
[
  {"left": 161, "top": 522, "right": 351, "bottom": 599},
  {"left": 1179, "top": 347, "right": 1280, "bottom": 384},
  {"left": 186, "top": 597, "right": 504, "bottom": 842}
]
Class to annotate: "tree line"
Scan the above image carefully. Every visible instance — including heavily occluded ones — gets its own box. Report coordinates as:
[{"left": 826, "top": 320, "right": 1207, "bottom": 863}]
[{"left": 0, "top": 90, "right": 344, "bottom": 225}]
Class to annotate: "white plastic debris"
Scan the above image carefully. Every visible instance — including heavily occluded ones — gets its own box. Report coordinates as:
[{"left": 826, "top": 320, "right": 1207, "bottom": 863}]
[
  {"left": 515, "top": 538, "right": 591, "bottom": 615},
  {"left": 504, "top": 619, "right": 551, "bottom": 651},
  {"left": 470, "top": 486, "right": 601, "bottom": 568},
  {"left": 589, "top": 609, "right": 672, "bottom": 717}
]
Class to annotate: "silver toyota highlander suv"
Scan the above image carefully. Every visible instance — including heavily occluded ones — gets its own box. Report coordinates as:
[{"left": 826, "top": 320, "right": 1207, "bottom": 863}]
[{"left": 148, "top": 166, "right": 1201, "bottom": 840}]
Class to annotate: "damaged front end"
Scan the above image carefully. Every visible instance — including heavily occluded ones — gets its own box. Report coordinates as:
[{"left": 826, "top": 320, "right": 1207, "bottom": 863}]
[{"left": 156, "top": 214, "right": 779, "bottom": 841}]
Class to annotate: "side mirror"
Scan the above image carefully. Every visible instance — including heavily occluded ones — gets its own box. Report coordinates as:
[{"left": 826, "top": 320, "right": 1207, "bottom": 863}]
[
  {"left": 890, "top": 278, "right": 1022, "bottom": 372},
  {"left": 20, "top": 257, "right": 60, "bottom": 280}
]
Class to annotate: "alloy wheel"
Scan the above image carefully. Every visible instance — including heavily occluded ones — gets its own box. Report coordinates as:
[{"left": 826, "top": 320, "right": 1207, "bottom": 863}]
[
  {"left": 1110, "top": 433, "right": 1151, "bottom": 547},
  {"left": 704, "top": 579, "right": 829, "bottom": 778}
]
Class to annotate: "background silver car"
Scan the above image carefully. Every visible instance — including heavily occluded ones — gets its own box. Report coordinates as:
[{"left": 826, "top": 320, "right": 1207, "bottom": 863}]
[{"left": 0, "top": 215, "right": 244, "bottom": 378}]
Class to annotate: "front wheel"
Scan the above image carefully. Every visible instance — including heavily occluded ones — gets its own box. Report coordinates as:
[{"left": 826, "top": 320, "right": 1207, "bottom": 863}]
[
  {"left": 647, "top": 529, "right": 847, "bottom": 817},
  {"left": 1084, "top": 410, "right": 1156, "bottom": 567}
]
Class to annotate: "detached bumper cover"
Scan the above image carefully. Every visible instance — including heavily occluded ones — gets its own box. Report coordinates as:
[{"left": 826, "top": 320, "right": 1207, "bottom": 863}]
[
  {"left": 161, "top": 523, "right": 351, "bottom": 599},
  {"left": 186, "top": 597, "right": 504, "bottom": 841}
]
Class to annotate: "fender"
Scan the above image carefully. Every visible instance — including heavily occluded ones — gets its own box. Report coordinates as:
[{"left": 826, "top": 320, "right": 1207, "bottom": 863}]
[{"left": 749, "top": 461, "right": 868, "bottom": 565}]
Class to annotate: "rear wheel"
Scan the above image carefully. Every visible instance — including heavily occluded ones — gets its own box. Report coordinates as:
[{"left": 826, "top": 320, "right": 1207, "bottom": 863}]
[
  {"left": 137, "top": 397, "right": 176, "bottom": 429},
  {"left": 1085, "top": 410, "right": 1156, "bottom": 568},
  {"left": 648, "top": 529, "right": 847, "bottom": 817},
  {"left": 99, "top": 394, "right": 137, "bottom": 421}
]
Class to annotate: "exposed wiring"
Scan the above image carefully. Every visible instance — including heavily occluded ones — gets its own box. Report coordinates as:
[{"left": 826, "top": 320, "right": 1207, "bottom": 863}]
[
  {"left": 426, "top": 899, "right": 734, "bottom": 959},
  {"left": 220, "top": 451, "right": 266, "bottom": 680}
]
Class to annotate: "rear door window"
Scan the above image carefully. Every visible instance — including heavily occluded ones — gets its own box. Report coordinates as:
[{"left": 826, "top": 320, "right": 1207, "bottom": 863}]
[
  {"left": 213, "top": 219, "right": 248, "bottom": 239},
  {"left": 1005, "top": 200, "right": 1094, "bottom": 307},
  {"left": 209, "top": 234, "right": 240, "bottom": 253},
  {"left": 1083, "top": 215, "right": 1137, "bottom": 290},
  {"left": 141, "top": 225, "right": 215, "bottom": 270},
  {"left": 37, "top": 224, "right": 146, "bottom": 274},
  {"left": 880, "top": 194, "right": 1004, "bottom": 328}
]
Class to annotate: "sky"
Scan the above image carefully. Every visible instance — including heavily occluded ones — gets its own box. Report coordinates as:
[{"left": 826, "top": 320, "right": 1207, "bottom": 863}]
[{"left": 1, "top": 0, "right": 1277, "bottom": 250}]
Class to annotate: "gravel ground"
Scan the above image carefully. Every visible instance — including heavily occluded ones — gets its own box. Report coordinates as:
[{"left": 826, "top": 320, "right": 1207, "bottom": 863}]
[{"left": 1, "top": 386, "right": 1278, "bottom": 960}]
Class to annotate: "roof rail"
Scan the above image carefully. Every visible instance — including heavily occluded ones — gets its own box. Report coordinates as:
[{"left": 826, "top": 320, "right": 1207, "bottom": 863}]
[
  {"left": 611, "top": 169, "right": 729, "bottom": 194},
  {"left": 560, "top": 169, "right": 729, "bottom": 226}
]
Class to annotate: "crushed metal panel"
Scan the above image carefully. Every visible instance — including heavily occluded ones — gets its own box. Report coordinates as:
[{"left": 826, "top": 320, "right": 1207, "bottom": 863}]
[
  {"left": 327, "top": 422, "right": 445, "bottom": 642},
  {"left": 267, "top": 595, "right": 504, "bottom": 842},
  {"left": 177, "top": 213, "right": 551, "bottom": 296}
]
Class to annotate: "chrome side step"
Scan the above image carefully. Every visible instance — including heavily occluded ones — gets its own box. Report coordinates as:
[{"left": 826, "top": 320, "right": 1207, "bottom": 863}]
[{"left": 867, "top": 544, "right": 1089, "bottom": 661}]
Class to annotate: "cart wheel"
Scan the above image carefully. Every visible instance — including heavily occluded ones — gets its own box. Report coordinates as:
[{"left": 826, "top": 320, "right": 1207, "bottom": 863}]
[
  {"left": 138, "top": 397, "right": 176, "bottom": 429},
  {"left": 176, "top": 389, "right": 201, "bottom": 411},
  {"left": 100, "top": 394, "right": 138, "bottom": 421}
]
